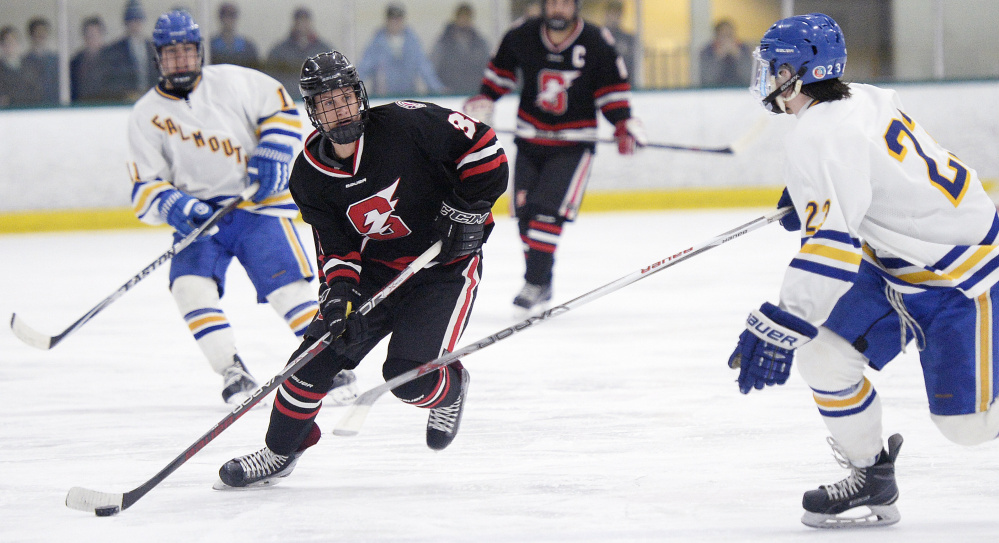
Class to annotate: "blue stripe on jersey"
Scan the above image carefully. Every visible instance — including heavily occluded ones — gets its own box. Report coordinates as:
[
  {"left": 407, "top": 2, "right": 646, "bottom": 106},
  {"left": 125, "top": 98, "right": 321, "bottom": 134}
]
[
  {"left": 879, "top": 255, "right": 916, "bottom": 269},
  {"left": 193, "top": 323, "right": 230, "bottom": 340},
  {"left": 934, "top": 246, "right": 967, "bottom": 271},
  {"left": 982, "top": 214, "right": 999, "bottom": 245},
  {"left": 958, "top": 254, "right": 999, "bottom": 293},
  {"left": 260, "top": 127, "right": 302, "bottom": 140},
  {"left": 811, "top": 229, "right": 861, "bottom": 247},
  {"left": 817, "top": 389, "right": 878, "bottom": 418},
  {"left": 789, "top": 258, "right": 858, "bottom": 282}
]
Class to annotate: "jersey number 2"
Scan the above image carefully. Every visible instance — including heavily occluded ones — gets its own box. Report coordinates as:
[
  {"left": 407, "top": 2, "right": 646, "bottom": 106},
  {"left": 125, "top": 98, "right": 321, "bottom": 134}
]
[{"left": 883, "top": 110, "right": 970, "bottom": 207}]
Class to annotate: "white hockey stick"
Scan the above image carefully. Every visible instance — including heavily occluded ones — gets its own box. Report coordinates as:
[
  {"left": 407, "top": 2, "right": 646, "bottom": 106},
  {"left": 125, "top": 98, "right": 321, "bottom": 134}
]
[
  {"left": 65, "top": 242, "right": 442, "bottom": 516},
  {"left": 334, "top": 207, "right": 791, "bottom": 437},
  {"left": 10, "top": 184, "right": 259, "bottom": 350},
  {"left": 494, "top": 116, "right": 768, "bottom": 155}
]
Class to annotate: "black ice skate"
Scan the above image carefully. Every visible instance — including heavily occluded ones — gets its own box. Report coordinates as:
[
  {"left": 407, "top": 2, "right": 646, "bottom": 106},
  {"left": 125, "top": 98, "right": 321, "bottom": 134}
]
[
  {"left": 214, "top": 425, "right": 321, "bottom": 490},
  {"left": 221, "top": 355, "right": 257, "bottom": 405},
  {"left": 801, "top": 433, "right": 903, "bottom": 529},
  {"left": 214, "top": 446, "right": 301, "bottom": 489},
  {"left": 426, "top": 368, "right": 470, "bottom": 451},
  {"left": 513, "top": 282, "right": 552, "bottom": 311},
  {"left": 325, "top": 369, "right": 359, "bottom": 406}
]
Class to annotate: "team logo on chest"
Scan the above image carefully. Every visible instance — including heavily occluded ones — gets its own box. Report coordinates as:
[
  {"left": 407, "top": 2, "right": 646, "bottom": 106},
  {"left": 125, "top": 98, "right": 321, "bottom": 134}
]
[
  {"left": 346, "top": 178, "right": 412, "bottom": 241},
  {"left": 536, "top": 69, "right": 581, "bottom": 115}
]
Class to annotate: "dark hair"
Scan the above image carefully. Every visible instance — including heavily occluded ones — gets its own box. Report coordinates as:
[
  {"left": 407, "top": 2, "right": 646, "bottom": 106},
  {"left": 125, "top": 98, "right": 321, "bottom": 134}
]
[
  {"left": 81, "top": 16, "right": 105, "bottom": 33},
  {"left": 0, "top": 25, "right": 17, "bottom": 43},
  {"left": 801, "top": 78, "right": 852, "bottom": 103},
  {"left": 28, "top": 17, "right": 50, "bottom": 36}
]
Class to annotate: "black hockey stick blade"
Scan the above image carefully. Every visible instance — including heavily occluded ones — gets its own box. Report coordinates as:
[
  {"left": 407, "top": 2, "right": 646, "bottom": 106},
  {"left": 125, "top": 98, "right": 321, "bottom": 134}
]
[
  {"left": 63, "top": 242, "right": 441, "bottom": 515},
  {"left": 9, "top": 184, "right": 259, "bottom": 350},
  {"left": 333, "top": 207, "right": 792, "bottom": 436}
]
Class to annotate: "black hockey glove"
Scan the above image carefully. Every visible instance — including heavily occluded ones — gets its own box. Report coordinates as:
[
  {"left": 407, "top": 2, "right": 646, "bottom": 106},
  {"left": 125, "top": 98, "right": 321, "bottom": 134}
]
[
  {"left": 777, "top": 187, "right": 801, "bottom": 232},
  {"left": 315, "top": 281, "right": 366, "bottom": 346},
  {"left": 433, "top": 195, "right": 491, "bottom": 263}
]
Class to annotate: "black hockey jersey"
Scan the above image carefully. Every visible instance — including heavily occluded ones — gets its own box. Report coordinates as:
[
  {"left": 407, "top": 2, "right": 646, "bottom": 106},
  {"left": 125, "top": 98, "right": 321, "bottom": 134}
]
[
  {"left": 290, "top": 101, "right": 509, "bottom": 287},
  {"left": 480, "top": 17, "right": 632, "bottom": 148}
]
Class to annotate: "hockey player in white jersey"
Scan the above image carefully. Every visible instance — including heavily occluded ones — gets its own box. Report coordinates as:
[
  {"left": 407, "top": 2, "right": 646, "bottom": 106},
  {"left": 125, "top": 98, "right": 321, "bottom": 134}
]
[
  {"left": 727, "top": 13, "right": 999, "bottom": 528},
  {"left": 128, "top": 10, "right": 357, "bottom": 405}
]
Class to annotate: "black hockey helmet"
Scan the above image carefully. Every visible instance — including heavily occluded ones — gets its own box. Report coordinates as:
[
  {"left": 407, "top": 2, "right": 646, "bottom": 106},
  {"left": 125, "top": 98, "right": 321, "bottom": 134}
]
[
  {"left": 300, "top": 51, "right": 370, "bottom": 145},
  {"left": 544, "top": 0, "right": 581, "bottom": 31}
]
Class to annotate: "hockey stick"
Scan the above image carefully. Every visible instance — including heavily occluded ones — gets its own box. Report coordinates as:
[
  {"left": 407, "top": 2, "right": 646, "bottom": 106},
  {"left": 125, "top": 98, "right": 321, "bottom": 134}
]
[
  {"left": 333, "top": 207, "right": 792, "bottom": 437},
  {"left": 494, "top": 116, "right": 767, "bottom": 155},
  {"left": 64, "top": 241, "right": 442, "bottom": 516},
  {"left": 10, "top": 184, "right": 260, "bottom": 350}
]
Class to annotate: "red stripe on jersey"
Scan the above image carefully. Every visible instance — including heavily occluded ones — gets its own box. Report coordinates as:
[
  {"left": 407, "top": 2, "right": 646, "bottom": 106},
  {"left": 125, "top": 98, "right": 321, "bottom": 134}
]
[
  {"left": 517, "top": 110, "right": 598, "bottom": 131},
  {"left": 274, "top": 396, "right": 320, "bottom": 419},
  {"left": 456, "top": 128, "right": 497, "bottom": 164},
  {"left": 600, "top": 100, "right": 629, "bottom": 112},
  {"left": 482, "top": 78, "right": 510, "bottom": 98},
  {"left": 415, "top": 369, "right": 450, "bottom": 408},
  {"left": 324, "top": 269, "right": 360, "bottom": 283},
  {"left": 447, "top": 254, "right": 480, "bottom": 351},
  {"left": 459, "top": 154, "right": 508, "bottom": 181},
  {"left": 594, "top": 83, "right": 631, "bottom": 97},
  {"left": 529, "top": 220, "right": 562, "bottom": 235},
  {"left": 283, "top": 380, "right": 327, "bottom": 401},
  {"left": 521, "top": 234, "right": 556, "bottom": 253},
  {"left": 488, "top": 62, "right": 515, "bottom": 81}
]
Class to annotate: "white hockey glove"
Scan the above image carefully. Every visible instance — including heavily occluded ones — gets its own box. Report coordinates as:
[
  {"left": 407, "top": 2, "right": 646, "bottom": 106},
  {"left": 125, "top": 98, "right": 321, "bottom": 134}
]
[{"left": 614, "top": 118, "right": 647, "bottom": 155}]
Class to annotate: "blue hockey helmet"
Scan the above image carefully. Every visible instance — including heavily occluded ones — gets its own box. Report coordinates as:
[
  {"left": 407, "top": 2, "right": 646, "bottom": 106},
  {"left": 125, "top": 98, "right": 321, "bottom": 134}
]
[
  {"left": 152, "top": 10, "right": 203, "bottom": 91},
  {"left": 750, "top": 13, "right": 847, "bottom": 112}
]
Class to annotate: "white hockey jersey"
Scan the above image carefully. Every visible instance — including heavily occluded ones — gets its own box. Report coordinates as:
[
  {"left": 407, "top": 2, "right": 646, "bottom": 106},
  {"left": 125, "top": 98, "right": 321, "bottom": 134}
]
[
  {"left": 780, "top": 83, "right": 999, "bottom": 325},
  {"left": 127, "top": 64, "right": 304, "bottom": 224}
]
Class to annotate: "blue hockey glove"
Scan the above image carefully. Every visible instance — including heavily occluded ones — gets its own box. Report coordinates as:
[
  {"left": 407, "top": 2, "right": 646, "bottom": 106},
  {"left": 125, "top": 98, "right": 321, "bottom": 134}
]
[
  {"left": 158, "top": 189, "right": 215, "bottom": 237},
  {"left": 728, "top": 302, "right": 817, "bottom": 394},
  {"left": 247, "top": 141, "right": 294, "bottom": 203},
  {"left": 777, "top": 187, "right": 801, "bottom": 232}
]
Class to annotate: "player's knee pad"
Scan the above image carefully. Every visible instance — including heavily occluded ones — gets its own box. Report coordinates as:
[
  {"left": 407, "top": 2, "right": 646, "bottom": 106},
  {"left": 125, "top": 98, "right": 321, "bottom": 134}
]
[
  {"left": 382, "top": 357, "right": 463, "bottom": 408},
  {"left": 170, "top": 274, "right": 220, "bottom": 313},
  {"left": 266, "top": 279, "right": 319, "bottom": 337},
  {"left": 796, "top": 327, "right": 869, "bottom": 392},
  {"left": 931, "top": 408, "right": 999, "bottom": 446}
]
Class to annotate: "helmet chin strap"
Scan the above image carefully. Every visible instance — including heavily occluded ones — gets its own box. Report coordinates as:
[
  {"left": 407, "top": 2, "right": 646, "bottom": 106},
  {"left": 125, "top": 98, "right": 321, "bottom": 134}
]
[{"left": 764, "top": 66, "right": 806, "bottom": 113}]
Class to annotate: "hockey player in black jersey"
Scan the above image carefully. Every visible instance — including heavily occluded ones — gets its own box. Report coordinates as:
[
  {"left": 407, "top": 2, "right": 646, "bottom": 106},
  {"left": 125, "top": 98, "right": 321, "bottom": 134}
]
[
  {"left": 215, "top": 51, "right": 508, "bottom": 489},
  {"left": 464, "top": 0, "right": 646, "bottom": 311}
]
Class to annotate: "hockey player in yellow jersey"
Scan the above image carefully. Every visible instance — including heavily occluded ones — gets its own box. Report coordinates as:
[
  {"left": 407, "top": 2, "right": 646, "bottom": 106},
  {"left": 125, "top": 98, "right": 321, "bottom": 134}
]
[
  {"left": 727, "top": 13, "right": 999, "bottom": 528},
  {"left": 127, "top": 10, "right": 357, "bottom": 405}
]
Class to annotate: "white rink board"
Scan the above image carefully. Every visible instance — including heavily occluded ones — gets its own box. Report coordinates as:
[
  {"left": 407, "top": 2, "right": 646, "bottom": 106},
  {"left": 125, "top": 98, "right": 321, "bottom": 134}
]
[
  {"left": 1, "top": 210, "right": 997, "bottom": 542},
  {"left": 1, "top": 81, "right": 997, "bottom": 212}
]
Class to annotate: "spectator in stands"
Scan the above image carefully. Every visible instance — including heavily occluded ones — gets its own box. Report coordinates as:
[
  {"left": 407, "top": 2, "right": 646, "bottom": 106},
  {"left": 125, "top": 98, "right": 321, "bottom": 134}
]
[
  {"left": 266, "top": 7, "right": 334, "bottom": 97},
  {"left": 699, "top": 18, "right": 752, "bottom": 87},
  {"left": 21, "top": 17, "right": 59, "bottom": 105},
  {"left": 0, "top": 26, "right": 33, "bottom": 108},
  {"left": 71, "top": 17, "right": 111, "bottom": 103},
  {"left": 104, "top": 0, "right": 159, "bottom": 101},
  {"left": 431, "top": 3, "right": 491, "bottom": 95},
  {"left": 210, "top": 2, "right": 260, "bottom": 69},
  {"left": 603, "top": 1, "right": 637, "bottom": 80},
  {"left": 358, "top": 4, "right": 445, "bottom": 97}
]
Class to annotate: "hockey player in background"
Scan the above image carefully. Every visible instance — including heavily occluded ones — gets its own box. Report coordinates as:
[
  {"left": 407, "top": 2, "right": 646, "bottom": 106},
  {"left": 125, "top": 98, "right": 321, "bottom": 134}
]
[
  {"left": 727, "top": 13, "right": 999, "bottom": 528},
  {"left": 127, "top": 11, "right": 357, "bottom": 406},
  {"left": 214, "top": 51, "right": 508, "bottom": 489},
  {"left": 463, "top": 0, "right": 646, "bottom": 312}
]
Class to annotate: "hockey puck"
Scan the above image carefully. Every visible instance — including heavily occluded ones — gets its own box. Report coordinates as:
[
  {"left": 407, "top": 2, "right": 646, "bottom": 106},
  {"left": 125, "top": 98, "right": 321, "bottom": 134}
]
[{"left": 94, "top": 505, "right": 120, "bottom": 517}]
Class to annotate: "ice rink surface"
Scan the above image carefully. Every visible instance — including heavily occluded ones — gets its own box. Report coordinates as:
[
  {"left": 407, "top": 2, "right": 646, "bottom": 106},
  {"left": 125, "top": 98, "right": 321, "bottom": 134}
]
[{"left": 2, "top": 209, "right": 997, "bottom": 542}]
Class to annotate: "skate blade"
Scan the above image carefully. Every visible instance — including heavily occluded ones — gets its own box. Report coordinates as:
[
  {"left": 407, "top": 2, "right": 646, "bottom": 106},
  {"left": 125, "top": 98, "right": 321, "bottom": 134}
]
[
  {"left": 211, "top": 476, "right": 286, "bottom": 491},
  {"left": 512, "top": 300, "right": 551, "bottom": 319},
  {"left": 801, "top": 504, "right": 900, "bottom": 529}
]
